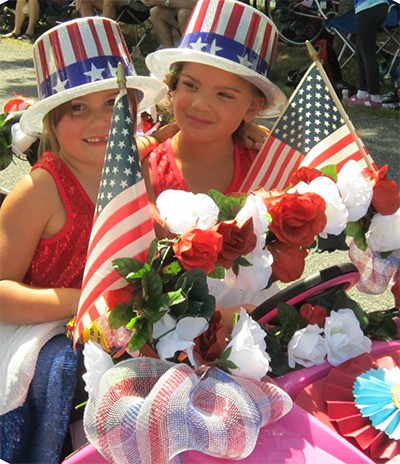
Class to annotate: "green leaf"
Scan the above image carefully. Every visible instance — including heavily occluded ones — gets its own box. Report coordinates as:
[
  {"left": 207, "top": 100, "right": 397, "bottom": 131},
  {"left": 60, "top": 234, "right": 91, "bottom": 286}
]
[
  {"left": 146, "top": 238, "right": 159, "bottom": 265},
  {"left": 320, "top": 164, "right": 338, "bottom": 181},
  {"left": 162, "top": 260, "right": 182, "bottom": 276},
  {"left": 128, "top": 327, "right": 150, "bottom": 352},
  {"left": 142, "top": 266, "right": 164, "bottom": 298},
  {"left": 112, "top": 257, "right": 145, "bottom": 280},
  {"left": 345, "top": 222, "right": 367, "bottom": 251},
  {"left": 208, "top": 265, "right": 225, "bottom": 279},
  {"left": 207, "top": 189, "right": 247, "bottom": 221},
  {"left": 108, "top": 303, "right": 135, "bottom": 329},
  {"left": 234, "top": 256, "right": 252, "bottom": 267}
]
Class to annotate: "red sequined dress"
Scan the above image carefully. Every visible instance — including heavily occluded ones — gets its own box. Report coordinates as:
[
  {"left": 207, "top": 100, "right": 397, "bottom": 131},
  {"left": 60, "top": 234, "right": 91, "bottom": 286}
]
[
  {"left": 148, "top": 138, "right": 257, "bottom": 197},
  {"left": 23, "top": 152, "right": 95, "bottom": 289}
]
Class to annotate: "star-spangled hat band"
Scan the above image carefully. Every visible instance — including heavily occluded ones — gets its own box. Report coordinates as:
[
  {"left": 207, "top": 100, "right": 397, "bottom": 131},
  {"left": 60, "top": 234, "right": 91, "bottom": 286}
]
[
  {"left": 20, "top": 17, "right": 167, "bottom": 137},
  {"left": 146, "top": 0, "right": 287, "bottom": 118}
]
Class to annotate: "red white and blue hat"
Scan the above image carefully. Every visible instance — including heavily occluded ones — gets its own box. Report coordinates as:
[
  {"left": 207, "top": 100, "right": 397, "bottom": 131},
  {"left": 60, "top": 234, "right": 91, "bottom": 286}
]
[
  {"left": 20, "top": 17, "right": 167, "bottom": 137},
  {"left": 145, "top": 0, "right": 286, "bottom": 118}
]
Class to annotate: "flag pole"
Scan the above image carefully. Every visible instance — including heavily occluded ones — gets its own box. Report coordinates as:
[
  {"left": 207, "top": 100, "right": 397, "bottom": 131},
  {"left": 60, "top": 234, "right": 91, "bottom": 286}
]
[
  {"left": 117, "top": 62, "right": 127, "bottom": 90},
  {"left": 306, "top": 41, "right": 375, "bottom": 171}
]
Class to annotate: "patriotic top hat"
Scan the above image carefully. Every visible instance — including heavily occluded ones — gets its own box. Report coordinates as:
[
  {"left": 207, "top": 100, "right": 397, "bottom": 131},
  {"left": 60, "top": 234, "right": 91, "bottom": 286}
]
[
  {"left": 20, "top": 17, "right": 167, "bottom": 137},
  {"left": 145, "top": 0, "right": 286, "bottom": 118}
]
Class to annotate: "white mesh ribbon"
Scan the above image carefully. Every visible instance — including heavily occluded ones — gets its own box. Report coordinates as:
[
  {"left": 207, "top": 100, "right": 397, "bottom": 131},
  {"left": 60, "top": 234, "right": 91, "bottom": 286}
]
[{"left": 83, "top": 358, "right": 292, "bottom": 464}]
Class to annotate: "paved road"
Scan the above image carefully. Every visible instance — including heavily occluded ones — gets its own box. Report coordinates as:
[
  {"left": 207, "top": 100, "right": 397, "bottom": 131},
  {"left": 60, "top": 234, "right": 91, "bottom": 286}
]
[{"left": 0, "top": 36, "right": 399, "bottom": 312}]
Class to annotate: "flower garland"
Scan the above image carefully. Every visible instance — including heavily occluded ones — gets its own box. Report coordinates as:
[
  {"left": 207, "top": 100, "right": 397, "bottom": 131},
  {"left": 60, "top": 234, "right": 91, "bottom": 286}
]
[{"left": 77, "top": 159, "right": 400, "bottom": 386}]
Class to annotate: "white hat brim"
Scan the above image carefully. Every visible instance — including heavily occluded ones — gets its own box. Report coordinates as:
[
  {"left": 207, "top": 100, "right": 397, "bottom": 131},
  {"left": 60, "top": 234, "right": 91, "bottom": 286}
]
[
  {"left": 20, "top": 76, "right": 167, "bottom": 137},
  {"left": 145, "top": 49, "right": 287, "bottom": 119}
]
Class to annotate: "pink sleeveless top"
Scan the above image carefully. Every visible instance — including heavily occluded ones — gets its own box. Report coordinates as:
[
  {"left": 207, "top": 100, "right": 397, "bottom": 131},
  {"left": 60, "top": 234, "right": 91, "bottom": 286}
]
[
  {"left": 23, "top": 152, "right": 95, "bottom": 289},
  {"left": 148, "top": 139, "right": 257, "bottom": 197}
]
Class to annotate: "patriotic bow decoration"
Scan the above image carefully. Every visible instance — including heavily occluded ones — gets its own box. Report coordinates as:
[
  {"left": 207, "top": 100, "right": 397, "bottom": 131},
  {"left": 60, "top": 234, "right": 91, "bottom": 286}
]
[
  {"left": 83, "top": 356, "right": 293, "bottom": 464},
  {"left": 73, "top": 70, "right": 155, "bottom": 344}
]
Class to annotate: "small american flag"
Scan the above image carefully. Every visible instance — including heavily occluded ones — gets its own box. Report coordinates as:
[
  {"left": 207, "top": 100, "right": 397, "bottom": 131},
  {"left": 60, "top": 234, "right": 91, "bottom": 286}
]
[
  {"left": 240, "top": 61, "right": 375, "bottom": 192},
  {"left": 73, "top": 87, "right": 155, "bottom": 344}
]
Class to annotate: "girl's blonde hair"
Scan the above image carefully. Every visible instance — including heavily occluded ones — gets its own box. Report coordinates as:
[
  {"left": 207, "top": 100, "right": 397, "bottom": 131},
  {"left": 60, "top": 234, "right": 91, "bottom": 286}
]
[{"left": 38, "top": 89, "right": 139, "bottom": 157}]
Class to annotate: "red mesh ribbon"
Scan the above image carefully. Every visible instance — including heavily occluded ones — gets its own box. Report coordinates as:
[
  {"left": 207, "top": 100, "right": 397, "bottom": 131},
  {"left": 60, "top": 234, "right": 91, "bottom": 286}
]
[{"left": 83, "top": 358, "right": 292, "bottom": 464}]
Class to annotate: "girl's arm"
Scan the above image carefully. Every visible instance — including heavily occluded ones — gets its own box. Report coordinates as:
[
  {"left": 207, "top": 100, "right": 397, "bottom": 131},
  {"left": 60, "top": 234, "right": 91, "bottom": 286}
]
[{"left": 0, "top": 172, "right": 80, "bottom": 324}]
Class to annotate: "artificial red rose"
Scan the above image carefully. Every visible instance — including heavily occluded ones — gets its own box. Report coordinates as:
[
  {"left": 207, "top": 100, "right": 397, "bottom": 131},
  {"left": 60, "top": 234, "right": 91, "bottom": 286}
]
[
  {"left": 212, "top": 218, "right": 257, "bottom": 268},
  {"left": 266, "top": 191, "right": 327, "bottom": 247},
  {"left": 173, "top": 228, "right": 223, "bottom": 274},
  {"left": 371, "top": 178, "right": 400, "bottom": 215},
  {"left": 266, "top": 241, "right": 308, "bottom": 283},
  {"left": 105, "top": 285, "right": 133, "bottom": 309},
  {"left": 193, "top": 311, "right": 229, "bottom": 364},
  {"left": 289, "top": 167, "right": 324, "bottom": 187},
  {"left": 299, "top": 303, "right": 328, "bottom": 328},
  {"left": 252, "top": 187, "right": 286, "bottom": 208},
  {"left": 362, "top": 165, "right": 400, "bottom": 215},
  {"left": 362, "top": 164, "right": 388, "bottom": 185}
]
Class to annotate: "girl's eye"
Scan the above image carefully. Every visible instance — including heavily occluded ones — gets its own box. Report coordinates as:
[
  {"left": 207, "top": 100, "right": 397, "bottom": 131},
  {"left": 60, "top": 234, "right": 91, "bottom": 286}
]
[
  {"left": 181, "top": 79, "right": 197, "bottom": 90},
  {"left": 218, "top": 92, "right": 234, "bottom": 100},
  {"left": 70, "top": 103, "right": 86, "bottom": 112},
  {"left": 106, "top": 98, "right": 116, "bottom": 107}
]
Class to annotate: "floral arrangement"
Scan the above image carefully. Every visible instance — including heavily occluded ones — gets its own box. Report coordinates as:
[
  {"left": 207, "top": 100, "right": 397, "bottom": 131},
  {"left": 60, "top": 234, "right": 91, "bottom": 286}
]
[
  {"left": 80, "top": 159, "right": 400, "bottom": 385},
  {"left": 262, "top": 287, "right": 400, "bottom": 376},
  {"left": 0, "top": 93, "right": 36, "bottom": 170}
]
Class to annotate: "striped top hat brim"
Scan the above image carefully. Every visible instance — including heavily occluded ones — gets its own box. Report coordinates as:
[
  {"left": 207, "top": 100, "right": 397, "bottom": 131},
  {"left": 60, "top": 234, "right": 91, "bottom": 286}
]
[
  {"left": 145, "top": 0, "right": 287, "bottom": 118},
  {"left": 20, "top": 17, "right": 167, "bottom": 137}
]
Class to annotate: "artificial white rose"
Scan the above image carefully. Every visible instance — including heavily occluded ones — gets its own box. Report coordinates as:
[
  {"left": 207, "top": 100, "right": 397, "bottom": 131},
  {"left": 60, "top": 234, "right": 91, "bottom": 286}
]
[
  {"left": 290, "top": 177, "right": 348, "bottom": 238},
  {"left": 152, "top": 313, "right": 177, "bottom": 340},
  {"left": 235, "top": 194, "right": 269, "bottom": 249},
  {"left": 324, "top": 309, "right": 372, "bottom": 366},
  {"left": 225, "top": 308, "right": 270, "bottom": 380},
  {"left": 82, "top": 341, "right": 114, "bottom": 398},
  {"left": 156, "top": 190, "right": 219, "bottom": 234},
  {"left": 336, "top": 160, "right": 373, "bottom": 222},
  {"left": 155, "top": 316, "right": 208, "bottom": 366},
  {"left": 223, "top": 248, "right": 273, "bottom": 293},
  {"left": 287, "top": 325, "right": 326, "bottom": 368},
  {"left": 366, "top": 209, "right": 400, "bottom": 252}
]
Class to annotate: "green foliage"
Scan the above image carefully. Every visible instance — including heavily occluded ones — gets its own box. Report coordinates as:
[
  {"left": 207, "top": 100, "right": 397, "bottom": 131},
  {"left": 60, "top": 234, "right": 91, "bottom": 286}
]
[
  {"left": 109, "top": 243, "right": 216, "bottom": 352},
  {"left": 207, "top": 189, "right": 247, "bottom": 221},
  {"left": 0, "top": 113, "right": 13, "bottom": 170}
]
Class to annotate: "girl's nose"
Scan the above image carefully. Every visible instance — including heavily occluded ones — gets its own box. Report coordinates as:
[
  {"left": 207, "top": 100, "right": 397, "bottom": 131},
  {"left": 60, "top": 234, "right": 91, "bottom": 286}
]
[
  {"left": 90, "top": 107, "right": 112, "bottom": 125},
  {"left": 191, "top": 94, "right": 212, "bottom": 112}
]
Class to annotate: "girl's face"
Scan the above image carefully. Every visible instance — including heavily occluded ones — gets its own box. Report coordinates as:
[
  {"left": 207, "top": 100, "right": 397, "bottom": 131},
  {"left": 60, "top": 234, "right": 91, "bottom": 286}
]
[
  {"left": 55, "top": 89, "right": 120, "bottom": 170},
  {"left": 172, "top": 62, "right": 264, "bottom": 143}
]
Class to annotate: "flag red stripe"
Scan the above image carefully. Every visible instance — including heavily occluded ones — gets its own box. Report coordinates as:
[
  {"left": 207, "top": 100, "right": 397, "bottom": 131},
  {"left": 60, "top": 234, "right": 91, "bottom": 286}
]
[
  {"left": 81, "top": 215, "right": 154, "bottom": 289},
  {"left": 86, "top": 191, "right": 150, "bottom": 257},
  {"left": 241, "top": 136, "right": 304, "bottom": 191},
  {"left": 304, "top": 130, "right": 355, "bottom": 168}
]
